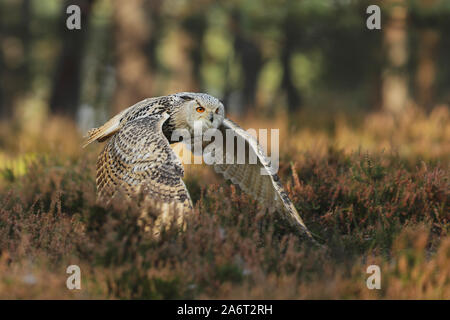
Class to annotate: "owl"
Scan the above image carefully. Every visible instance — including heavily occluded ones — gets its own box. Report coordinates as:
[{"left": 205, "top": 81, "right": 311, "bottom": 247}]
[{"left": 83, "top": 92, "right": 314, "bottom": 241}]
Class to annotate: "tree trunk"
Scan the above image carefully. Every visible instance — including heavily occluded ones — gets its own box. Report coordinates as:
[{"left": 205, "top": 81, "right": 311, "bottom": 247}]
[
  {"left": 381, "top": 0, "right": 409, "bottom": 114},
  {"left": 415, "top": 0, "right": 439, "bottom": 111},
  {"left": 49, "top": 0, "right": 95, "bottom": 119},
  {"left": 415, "top": 29, "right": 438, "bottom": 110},
  {"left": 281, "top": 15, "right": 301, "bottom": 112},
  {"left": 0, "top": 0, "right": 32, "bottom": 120},
  {"left": 0, "top": 2, "right": 6, "bottom": 119},
  {"left": 229, "top": 10, "right": 263, "bottom": 114},
  {"left": 112, "top": 0, "right": 154, "bottom": 114}
]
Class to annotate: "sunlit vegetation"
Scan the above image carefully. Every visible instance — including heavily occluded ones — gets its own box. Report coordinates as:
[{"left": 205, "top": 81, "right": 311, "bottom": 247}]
[
  {"left": 0, "top": 108, "right": 448, "bottom": 299},
  {"left": 0, "top": 0, "right": 449, "bottom": 299}
]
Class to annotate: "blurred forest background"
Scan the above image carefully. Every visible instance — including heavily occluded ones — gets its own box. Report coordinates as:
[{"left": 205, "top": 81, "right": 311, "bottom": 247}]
[
  {"left": 0, "top": 0, "right": 449, "bottom": 299},
  {"left": 1, "top": 0, "right": 450, "bottom": 127}
]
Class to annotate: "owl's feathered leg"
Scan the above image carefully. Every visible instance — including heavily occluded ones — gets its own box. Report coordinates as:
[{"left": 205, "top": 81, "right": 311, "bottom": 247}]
[{"left": 138, "top": 201, "right": 189, "bottom": 239}]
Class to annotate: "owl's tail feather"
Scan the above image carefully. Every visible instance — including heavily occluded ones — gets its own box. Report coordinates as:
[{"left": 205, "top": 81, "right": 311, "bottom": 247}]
[{"left": 82, "top": 108, "right": 130, "bottom": 148}]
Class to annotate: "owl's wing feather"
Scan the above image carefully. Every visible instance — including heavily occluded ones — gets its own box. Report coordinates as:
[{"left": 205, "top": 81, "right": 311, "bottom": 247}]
[
  {"left": 96, "top": 113, "right": 192, "bottom": 216},
  {"left": 82, "top": 97, "right": 161, "bottom": 148},
  {"left": 82, "top": 106, "right": 132, "bottom": 148},
  {"left": 211, "top": 118, "right": 314, "bottom": 240}
]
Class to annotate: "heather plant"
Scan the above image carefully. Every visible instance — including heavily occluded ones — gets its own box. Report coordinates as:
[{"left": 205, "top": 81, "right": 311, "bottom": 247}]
[{"left": 0, "top": 110, "right": 448, "bottom": 299}]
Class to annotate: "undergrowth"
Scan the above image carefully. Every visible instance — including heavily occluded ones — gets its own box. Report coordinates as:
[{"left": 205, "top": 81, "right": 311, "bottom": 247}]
[{"left": 0, "top": 109, "right": 448, "bottom": 299}]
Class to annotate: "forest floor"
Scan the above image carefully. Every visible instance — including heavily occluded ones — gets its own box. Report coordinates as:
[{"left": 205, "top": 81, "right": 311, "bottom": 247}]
[{"left": 0, "top": 106, "right": 448, "bottom": 299}]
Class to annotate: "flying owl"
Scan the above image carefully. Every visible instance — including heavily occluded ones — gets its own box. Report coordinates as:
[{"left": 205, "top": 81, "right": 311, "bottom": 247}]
[{"left": 83, "top": 92, "right": 314, "bottom": 241}]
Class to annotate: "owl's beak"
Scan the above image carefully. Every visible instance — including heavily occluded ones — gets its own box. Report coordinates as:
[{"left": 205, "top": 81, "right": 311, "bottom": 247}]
[{"left": 208, "top": 113, "right": 214, "bottom": 122}]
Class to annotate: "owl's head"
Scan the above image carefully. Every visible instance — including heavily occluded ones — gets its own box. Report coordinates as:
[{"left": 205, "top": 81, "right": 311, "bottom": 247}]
[{"left": 173, "top": 92, "right": 225, "bottom": 133}]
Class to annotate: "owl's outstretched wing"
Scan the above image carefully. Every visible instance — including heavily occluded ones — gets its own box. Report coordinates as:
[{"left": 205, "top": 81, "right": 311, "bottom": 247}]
[
  {"left": 208, "top": 118, "right": 314, "bottom": 241},
  {"left": 96, "top": 113, "right": 192, "bottom": 219}
]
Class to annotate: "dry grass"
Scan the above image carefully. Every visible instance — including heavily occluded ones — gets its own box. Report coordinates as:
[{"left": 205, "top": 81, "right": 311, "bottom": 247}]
[{"left": 0, "top": 106, "right": 448, "bottom": 299}]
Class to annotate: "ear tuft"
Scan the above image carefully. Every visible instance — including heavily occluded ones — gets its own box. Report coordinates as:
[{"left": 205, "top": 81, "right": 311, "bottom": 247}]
[{"left": 179, "top": 95, "right": 194, "bottom": 101}]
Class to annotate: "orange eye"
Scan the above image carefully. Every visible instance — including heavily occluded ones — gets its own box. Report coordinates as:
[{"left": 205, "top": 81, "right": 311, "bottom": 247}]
[
  {"left": 196, "top": 106, "right": 205, "bottom": 113},
  {"left": 215, "top": 108, "right": 220, "bottom": 114}
]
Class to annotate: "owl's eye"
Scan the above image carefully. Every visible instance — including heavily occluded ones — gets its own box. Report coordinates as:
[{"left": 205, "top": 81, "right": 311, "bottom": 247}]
[
  {"left": 196, "top": 106, "right": 205, "bottom": 113},
  {"left": 215, "top": 108, "right": 220, "bottom": 114}
]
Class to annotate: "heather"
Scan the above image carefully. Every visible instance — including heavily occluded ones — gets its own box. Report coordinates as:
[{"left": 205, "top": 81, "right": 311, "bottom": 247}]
[
  {"left": 1, "top": 0, "right": 450, "bottom": 299},
  {"left": 0, "top": 107, "right": 448, "bottom": 299}
]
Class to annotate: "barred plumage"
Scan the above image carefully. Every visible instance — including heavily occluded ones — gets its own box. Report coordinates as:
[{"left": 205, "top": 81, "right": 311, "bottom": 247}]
[{"left": 84, "top": 92, "right": 314, "bottom": 241}]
